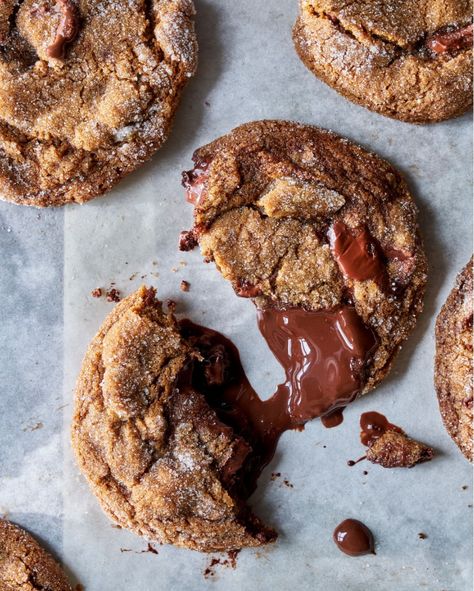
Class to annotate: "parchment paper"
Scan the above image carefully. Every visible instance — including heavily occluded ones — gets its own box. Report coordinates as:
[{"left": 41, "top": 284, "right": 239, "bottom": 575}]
[{"left": 1, "top": 1, "right": 472, "bottom": 589}]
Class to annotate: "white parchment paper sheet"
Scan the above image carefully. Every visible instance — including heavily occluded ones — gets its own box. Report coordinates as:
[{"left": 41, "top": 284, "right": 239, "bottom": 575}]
[{"left": 1, "top": 1, "right": 473, "bottom": 590}]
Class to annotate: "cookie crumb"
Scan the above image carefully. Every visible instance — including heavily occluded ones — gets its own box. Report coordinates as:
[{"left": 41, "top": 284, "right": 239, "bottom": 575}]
[
  {"left": 106, "top": 288, "right": 121, "bottom": 303},
  {"left": 418, "top": 532, "right": 427, "bottom": 539},
  {"left": 180, "top": 280, "right": 190, "bottom": 292},
  {"left": 203, "top": 551, "right": 240, "bottom": 578},
  {"left": 167, "top": 299, "right": 177, "bottom": 312},
  {"left": 283, "top": 478, "right": 294, "bottom": 489},
  {"left": 271, "top": 472, "right": 281, "bottom": 481},
  {"left": 144, "top": 543, "right": 159, "bottom": 555},
  {"left": 91, "top": 288, "right": 102, "bottom": 298},
  {"left": 462, "top": 485, "right": 468, "bottom": 490}
]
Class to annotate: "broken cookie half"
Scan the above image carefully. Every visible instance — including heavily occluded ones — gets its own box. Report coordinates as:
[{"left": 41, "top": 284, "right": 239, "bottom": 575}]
[{"left": 72, "top": 286, "right": 276, "bottom": 553}]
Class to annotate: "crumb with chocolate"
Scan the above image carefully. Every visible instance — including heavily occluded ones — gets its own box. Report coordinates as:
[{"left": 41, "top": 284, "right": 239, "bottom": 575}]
[
  {"left": 106, "top": 288, "right": 121, "bottom": 303},
  {"left": 180, "top": 280, "right": 191, "bottom": 292},
  {"left": 91, "top": 288, "right": 102, "bottom": 298},
  {"left": 293, "top": 1, "right": 472, "bottom": 122},
  {"left": 360, "top": 411, "right": 434, "bottom": 468}
]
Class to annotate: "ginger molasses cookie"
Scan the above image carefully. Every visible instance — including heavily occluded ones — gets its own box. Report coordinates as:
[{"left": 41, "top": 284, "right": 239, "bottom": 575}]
[
  {"left": 72, "top": 287, "right": 276, "bottom": 552},
  {"left": 0, "top": 0, "right": 197, "bottom": 206},
  {"left": 180, "top": 120, "right": 427, "bottom": 423},
  {"left": 293, "top": 1, "right": 473, "bottom": 123},
  {"left": 0, "top": 519, "right": 72, "bottom": 590},
  {"left": 435, "top": 258, "right": 473, "bottom": 462}
]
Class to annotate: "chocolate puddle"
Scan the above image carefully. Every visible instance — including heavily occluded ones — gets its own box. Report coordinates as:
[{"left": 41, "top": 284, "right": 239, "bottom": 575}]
[{"left": 178, "top": 305, "right": 377, "bottom": 495}]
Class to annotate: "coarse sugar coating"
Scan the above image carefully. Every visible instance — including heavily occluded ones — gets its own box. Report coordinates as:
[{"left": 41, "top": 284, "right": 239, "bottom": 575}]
[
  {"left": 181, "top": 120, "right": 427, "bottom": 397},
  {"left": 0, "top": 519, "right": 72, "bottom": 590},
  {"left": 72, "top": 286, "right": 276, "bottom": 552},
  {"left": 293, "top": 0, "right": 473, "bottom": 123},
  {"left": 0, "top": 0, "right": 197, "bottom": 206},
  {"left": 435, "top": 257, "right": 473, "bottom": 462}
]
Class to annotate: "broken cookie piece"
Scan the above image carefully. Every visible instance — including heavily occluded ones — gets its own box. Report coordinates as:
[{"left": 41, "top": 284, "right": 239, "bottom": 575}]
[
  {"left": 361, "top": 411, "right": 433, "bottom": 468},
  {"left": 180, "top": 121, "right": 427, "bottom": 418},
  {"left": 72, "top": 286, "right": 276, "bottom": 553}
]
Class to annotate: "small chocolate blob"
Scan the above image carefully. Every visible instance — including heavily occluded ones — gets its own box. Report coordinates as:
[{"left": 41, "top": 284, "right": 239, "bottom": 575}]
[{"left": 333, "top": 519, "right": 375, "bottom": 557}]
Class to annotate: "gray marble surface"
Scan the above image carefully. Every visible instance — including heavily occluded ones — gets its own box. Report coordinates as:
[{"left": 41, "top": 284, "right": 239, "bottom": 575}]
[{"left": 0, "top": 1, "right": 472, "bottom": 590}]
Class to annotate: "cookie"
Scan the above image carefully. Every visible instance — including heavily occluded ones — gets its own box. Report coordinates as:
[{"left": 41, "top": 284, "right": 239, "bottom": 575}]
[
  {"left": 360, "top": 411, "right": 433, "bottom": 468},
  {"left": 0, "top": 519, "right": 72, "bottom": 590},
  {"left": 435, "top": 258, "right": 473, "bottom": 462},
  {"left": 0, "top": 0, "right": 197, "bottom": 207},
  {"left": 293, "top": 1, "right": 473, "bottom": 123},
  {"left": 72, "top": 286, "right": 276, "bottom": 552},
  {"left": 180, "top": 120, "right": 427, "bottom": 418}
]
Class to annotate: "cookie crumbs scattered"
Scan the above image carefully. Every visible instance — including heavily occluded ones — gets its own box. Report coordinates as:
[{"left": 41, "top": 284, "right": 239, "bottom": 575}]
[
  {"left": 418, "top": 532, "right": 427, "bottom": 539},
  {"left": 462, "top": 485, "right": 468, "bottom": 490},
  {"left": 106, "top": 288, "right": 121, "bottom": 302},
  {"left": 172, "top": 267, "right": 178, "bottom": 273},
  {"left": 129, "top": 273, "right": 138, "bottom": 281},
  {"left": 120, "top": 548, "right": 132, "bottom": 553},
  {"left": 167, "top": 299, "right": 177, "bottom": 312},
  {"left": 152, "top": 261, "right": 158, "bottom": 266},
  {"left": 283, "top": 478, "right": 294, "bottom": 489},
  {"left": 180, "top": 280, "right": 190, "bottom": 292},
  {"left": 91, "top": 288, "right": 102, "bottom": 298},
  {"left": 271, "top": 472, "right": 281, "bottom": 481},
  {"left": 179, "top": 261, "right": 187, "bottom": 267},
  {"left": 203, "top": 551, "right": 240, "bottom": 578},
  {"left": 111, "top": 524, "right": 122, "bottom": 529}
]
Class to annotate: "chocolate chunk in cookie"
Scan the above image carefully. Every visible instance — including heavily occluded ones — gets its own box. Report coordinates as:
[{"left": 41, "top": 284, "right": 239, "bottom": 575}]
[
  {"left": 0, "top": 519, "right": 72, "bottom": 590},
  {"left": 435, "top": 258, "right": 473, "bottom": 462},
  {"left": 293, "top": 1, "right": 473, "bottom": 123},
  {"left": 72, "top": 286, "right": 276, "bottom": 552},
  {"left": 0, "top": 0, "right": 197, "bottom": 206},
  {"left": 180, "top": 120, "right": 427, "bottom": 420}
]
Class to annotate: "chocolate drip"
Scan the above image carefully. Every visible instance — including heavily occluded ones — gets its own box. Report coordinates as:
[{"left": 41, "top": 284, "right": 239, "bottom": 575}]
[
  {"left": 46, "top": 0, "right": 79, "bottom": 59},
  {"left": 257, "top": 307, "right": 378, "bottom": 422},
  {"left": 333, "top": 519, "right": 375, "bottom": 556},
  {"left": 360, "top": 411, "right": 402, "bottom": 447},
  {"left": 329, "top": 221, "right": 386, "bottom": 285},
  {"left": 426, "top": 23, "right": 473, "bottom": 54},
  {"left": 178, "top": 305, "right": 377, "bottom": 494},
  {"left": 321, "top": 407, "right": 345, "bottom": 429}
]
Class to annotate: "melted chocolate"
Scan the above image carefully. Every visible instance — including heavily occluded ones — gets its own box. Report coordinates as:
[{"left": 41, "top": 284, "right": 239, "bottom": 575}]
[
  {"left": 178, "top": 305, "right": 377, "bottom": 494},
  {"left": 333, "top": 519, "right": 375, "bottom": 556},
  {"left": 321, "top": 407, "right": 345, "bottom": 429},
  {"left": 182, "top": 160, "right": 210, "bottom": 207},
  {"left": 427, "top": 23, "right": 473, "bottom": 54},
  {"left": 257, "top": 307, "right": 378, "bottom": 422},
  {"left": 329, "top": 221, "right": 386, "bottom": 285},
  {"left": 347, "top": 455, "right": 366, "bottom": 467},
  {"left": 360, "top": 411, "right": 402, "bottom": 447},
  {"left": 46, "top": 0, "right": 79, "bottom": 59}
]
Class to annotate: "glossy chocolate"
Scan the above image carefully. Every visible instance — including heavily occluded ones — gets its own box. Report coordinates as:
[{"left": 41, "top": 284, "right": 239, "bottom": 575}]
[
  {"left": 333, "top": 519, "right": 375, "bottom": 556},
  {"left": 321, "top": 407, "right": 345, "bottom": 429},
  {"left": 427, "top": 23, "right": 473, "bottom": 54},
  {"left": 329, "top": 221, "right": 386, "bottom": 284},
  {"left": 182, "top": 160, "right": 210, "bottom": 207},
  {"left": 257, "top": 307, "right": 378, "bottom": 422},
  {"left": 46, "top": 0, "right": 79, "bottom": 59},
  {"left": 360, "top": 411, "right": 402, "bottom": 447}
]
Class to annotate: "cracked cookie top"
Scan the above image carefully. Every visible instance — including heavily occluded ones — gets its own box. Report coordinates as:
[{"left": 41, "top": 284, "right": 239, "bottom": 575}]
[
  {"left": 0, "top": 519, "right": 72, "bottom": 591},
  {"left": 435, "top": 257, "right": 473, "bottom": 462},
  {"left": 181, "top": 120, "right": 427, "bottom": 395},
  {"left": 0, "top": 0, "right": 197, "bottom": 206},
  {"left": 72, "top": 286, "right": 276, "bottom": 552},
  {"left": 293, "top": 0, "right": 473, "bottom": 122}
]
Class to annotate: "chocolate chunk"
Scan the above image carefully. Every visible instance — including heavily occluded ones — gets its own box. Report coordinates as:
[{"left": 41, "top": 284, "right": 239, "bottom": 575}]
[
  {"left": 46, "top": 0, "right": 80, "bottom": 59},
  {"left": 333, "top": 519, "right": 375, "bottom": 557}
]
